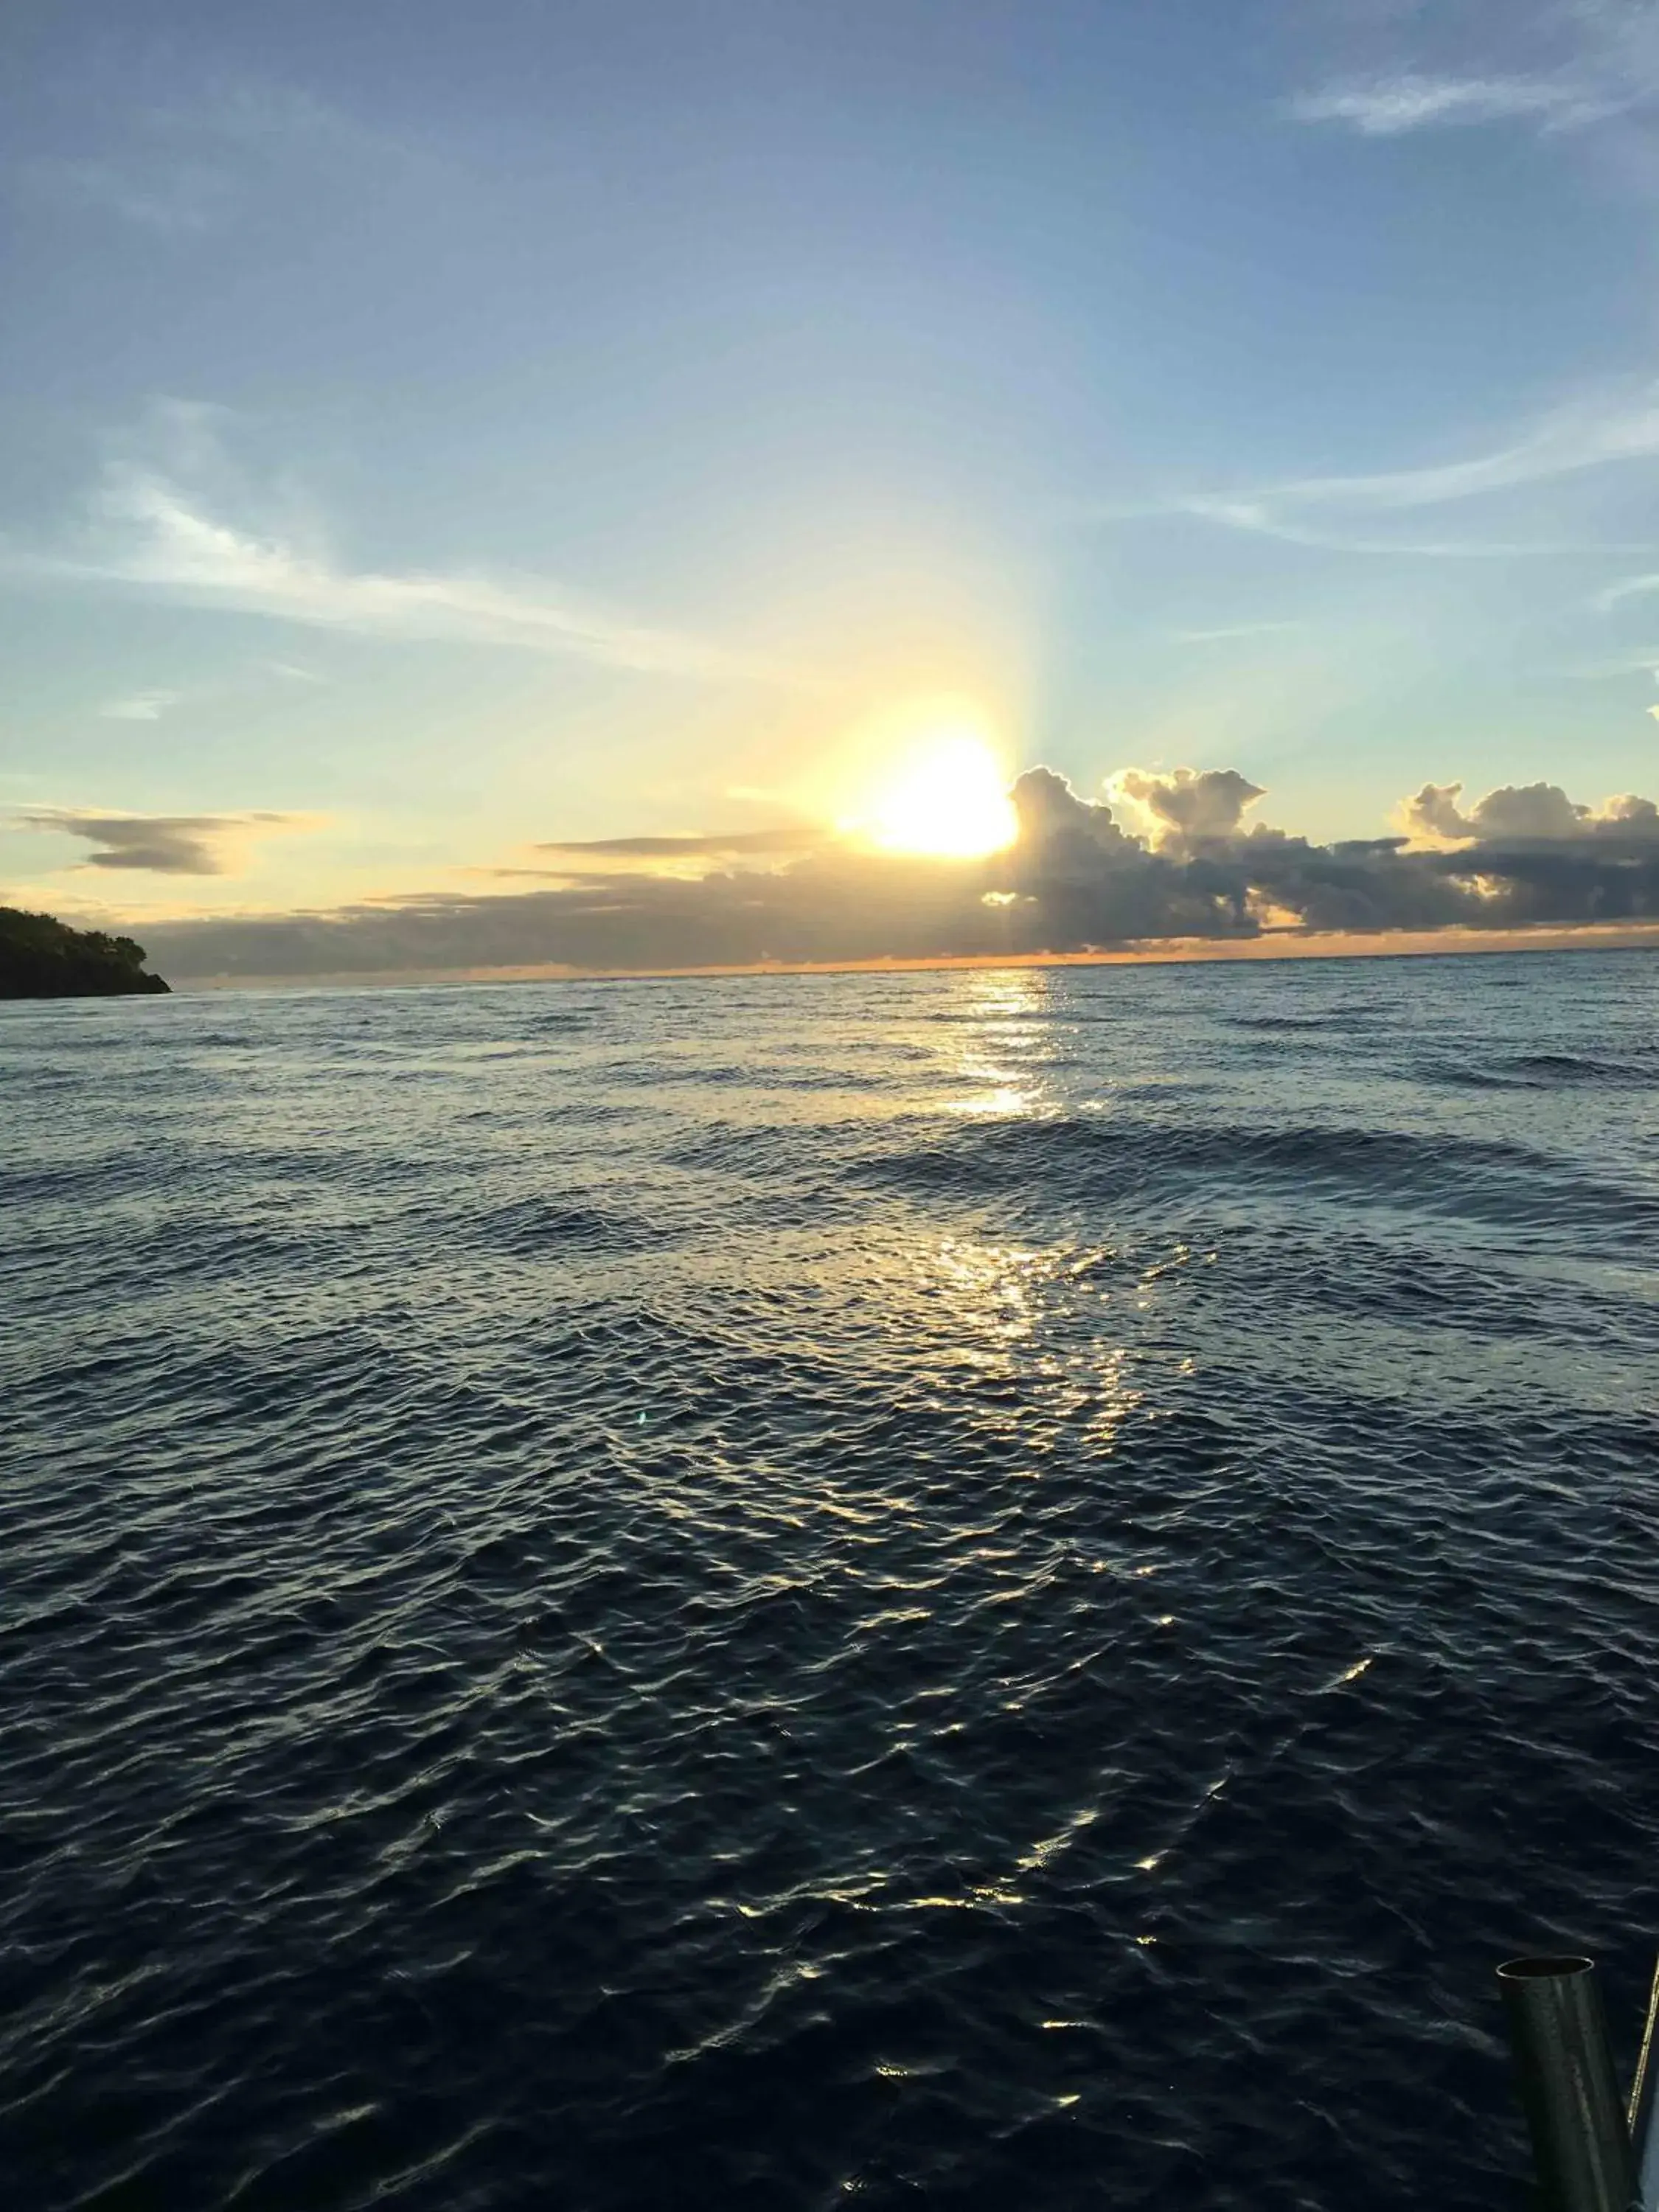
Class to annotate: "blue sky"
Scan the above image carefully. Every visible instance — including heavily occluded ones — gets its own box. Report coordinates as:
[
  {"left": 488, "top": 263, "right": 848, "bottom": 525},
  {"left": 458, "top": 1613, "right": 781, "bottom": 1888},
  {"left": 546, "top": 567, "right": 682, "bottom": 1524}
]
[{"left": 4, "top": 0, "right": 1659, "bottom": 935}]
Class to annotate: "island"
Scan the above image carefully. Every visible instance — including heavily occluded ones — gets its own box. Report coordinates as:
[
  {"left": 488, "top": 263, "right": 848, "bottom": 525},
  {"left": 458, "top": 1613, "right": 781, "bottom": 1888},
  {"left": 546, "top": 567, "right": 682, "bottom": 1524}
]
[{"left": 0, "top": 906, "right": 171, "bottom": 998}]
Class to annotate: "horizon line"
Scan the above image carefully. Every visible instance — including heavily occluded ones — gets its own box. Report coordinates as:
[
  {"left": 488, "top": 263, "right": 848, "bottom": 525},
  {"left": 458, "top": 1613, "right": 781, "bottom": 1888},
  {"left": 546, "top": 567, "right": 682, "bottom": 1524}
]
[{"left": 157, "top": 920, "right": 1659, "bottom": 992}]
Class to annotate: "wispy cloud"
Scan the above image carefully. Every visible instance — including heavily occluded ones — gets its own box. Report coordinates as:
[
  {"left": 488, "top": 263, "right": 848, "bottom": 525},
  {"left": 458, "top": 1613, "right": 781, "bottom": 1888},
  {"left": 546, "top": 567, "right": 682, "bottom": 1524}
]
[
  {"left": 13, "top": 74, "right": 434, "bottom": 242},
  {"left": 13, "top": 807, "right": 319, "bottom": 876},
  {"left": 99, "top": 688, "right": 183, "bottom": 723},
  {"left": 167, "top": 77, "right": 417, "bottom": 167},
  {"left": 1287, "top": 2, "right": 1659, "bottom": 140},
  {"left": 91, "top": 660, "right": 326, "bottom": 725},
  {"left": 1260, "top": 392, "right": 1659, "bottom": 512},
  {"left": 1164, "top": 621, "right": 1303, "bottom": 644},
  {"left": 1560, "top": 641, "right": 1659, "bottom": 676},
  {"left": 1144, "top": 383, "right": 1659, "bottom": 557},
  {"left": 1170, "top": 501, "right": 1614, "bottom": 560},
  {"left": 526, "top": 826, "right": 827, "bottom": 873},
  {"left": 1595, "top": 571, "right": 1659, "bottom": 610},
  {"left": 6, "top": 415, "right": 793, "bottom": 685},
  {"left": 20, "top": 154, "right": 234, "bottom": 236},
  {"left": 1287, "top": 73, "right": 1604, "bottom": 136}
]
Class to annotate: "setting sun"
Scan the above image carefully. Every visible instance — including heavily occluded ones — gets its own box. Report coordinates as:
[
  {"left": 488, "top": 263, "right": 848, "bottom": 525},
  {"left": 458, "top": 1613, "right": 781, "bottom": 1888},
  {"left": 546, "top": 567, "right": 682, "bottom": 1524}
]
[{"left": 849, "top": 728, "right": 1019, "bottom": 859}]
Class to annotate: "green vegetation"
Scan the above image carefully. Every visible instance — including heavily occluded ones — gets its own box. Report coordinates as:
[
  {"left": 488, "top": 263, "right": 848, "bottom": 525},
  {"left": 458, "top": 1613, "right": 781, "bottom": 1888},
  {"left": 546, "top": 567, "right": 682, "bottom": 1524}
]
[{"left": 0, "top": 906, "right": 170, "bottom": 998}]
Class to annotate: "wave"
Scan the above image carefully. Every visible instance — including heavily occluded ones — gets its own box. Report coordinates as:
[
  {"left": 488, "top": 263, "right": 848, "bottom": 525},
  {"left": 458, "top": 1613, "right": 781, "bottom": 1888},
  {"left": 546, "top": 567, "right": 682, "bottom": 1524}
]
[
  {"left": 4, "top": 950, "right": 1658, "bottom": 2212},
  {"left": 478, "top": 1197, "right": 670, "bottom": 1256},
  {"left": 843, "top": 1113, "right": 1655, "bottom": 1237},
  {"left": 1427, "top": 1050, "right": 1659, "bottom": 1090},
  {"left": 1225, "top": 1012, "right": 1352, "bottom": 1033}
]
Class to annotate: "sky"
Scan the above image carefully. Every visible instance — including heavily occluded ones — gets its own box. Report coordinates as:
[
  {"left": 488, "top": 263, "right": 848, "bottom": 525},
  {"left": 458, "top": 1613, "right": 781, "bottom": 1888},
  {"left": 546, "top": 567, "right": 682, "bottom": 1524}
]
[{"left": 3, "top": 0, "right": 1659, "bottom": 978}]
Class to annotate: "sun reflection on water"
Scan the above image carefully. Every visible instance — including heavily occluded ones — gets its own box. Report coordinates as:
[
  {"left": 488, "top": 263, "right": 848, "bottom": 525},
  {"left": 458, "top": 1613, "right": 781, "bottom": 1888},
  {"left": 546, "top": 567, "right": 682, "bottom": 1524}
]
[{"left": 945, "top": 967, "right": 1061, "bottom": 1120}]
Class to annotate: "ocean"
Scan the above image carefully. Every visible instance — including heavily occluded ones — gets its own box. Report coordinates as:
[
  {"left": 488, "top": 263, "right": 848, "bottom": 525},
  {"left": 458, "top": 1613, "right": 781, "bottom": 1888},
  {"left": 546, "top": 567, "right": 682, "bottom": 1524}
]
[{"left": 4, "top": 949, "right": 1658, "bottom": 2211}]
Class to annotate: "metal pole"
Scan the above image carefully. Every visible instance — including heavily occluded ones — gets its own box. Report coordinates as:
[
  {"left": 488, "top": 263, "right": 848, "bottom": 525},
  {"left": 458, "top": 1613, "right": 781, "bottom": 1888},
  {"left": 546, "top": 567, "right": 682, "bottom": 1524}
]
[
  {"left": 1625, "top": 1957, "right": 1659, "bottom": 2212},
  {"left": 1499, "top": 1955, "right": 1636, "bottom": 2212}
]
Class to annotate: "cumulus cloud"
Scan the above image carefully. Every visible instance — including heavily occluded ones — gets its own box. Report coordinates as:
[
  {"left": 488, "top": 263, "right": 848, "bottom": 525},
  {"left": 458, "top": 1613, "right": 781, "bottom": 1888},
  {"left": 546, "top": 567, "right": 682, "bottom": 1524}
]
[
  {"left": 1401, "top": 779, "right": 1659, "bottom": 845},
  {"left": 123, "top": 762, "right": 1659, "bottom": 980},
  {"left": 1604, "top": 793, "right": 1659, "bottom": 833},
  {"left": 13, "top": 807, "right": 313, "bottom": 875},
  {"left": 1006, "top": 766, "right": 1133, "bottom": 868},
  {"left": 1111, "top": 766, "right": 1267, "bottom": 853}
]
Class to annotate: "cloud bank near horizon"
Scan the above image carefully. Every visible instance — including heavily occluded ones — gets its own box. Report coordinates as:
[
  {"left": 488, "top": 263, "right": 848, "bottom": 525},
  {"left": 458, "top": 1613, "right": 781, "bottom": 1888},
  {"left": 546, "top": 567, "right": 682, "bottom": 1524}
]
[{"left": 86, "top": 764, "right": 1659, "bottom": 980}]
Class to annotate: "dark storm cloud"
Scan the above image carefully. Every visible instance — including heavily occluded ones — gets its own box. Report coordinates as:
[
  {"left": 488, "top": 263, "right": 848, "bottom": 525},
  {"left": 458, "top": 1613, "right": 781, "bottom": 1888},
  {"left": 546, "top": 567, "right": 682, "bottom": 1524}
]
[
  {"left": 130, "top": 767, "right": 1659, "bottom": 978},
  {"left": 13, "top": 807, "right": 307, "bottom": 874},
  {"left": 1424, "top": 836, "right": 1659, "bottom": 925}
]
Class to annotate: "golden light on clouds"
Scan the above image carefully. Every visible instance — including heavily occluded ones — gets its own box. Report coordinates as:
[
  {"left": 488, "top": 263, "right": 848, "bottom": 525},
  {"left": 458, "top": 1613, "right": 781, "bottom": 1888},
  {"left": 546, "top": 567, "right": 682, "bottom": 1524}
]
[{"left": 838, "top": 714, "right": 1018, "bottom": 858}]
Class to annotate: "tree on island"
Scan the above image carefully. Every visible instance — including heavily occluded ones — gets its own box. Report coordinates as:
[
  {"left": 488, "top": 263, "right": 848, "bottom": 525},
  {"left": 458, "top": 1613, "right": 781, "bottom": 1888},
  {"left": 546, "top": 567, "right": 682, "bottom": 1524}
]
[{"left": 0, "top": 907, "right": 170, "bottom": 998}]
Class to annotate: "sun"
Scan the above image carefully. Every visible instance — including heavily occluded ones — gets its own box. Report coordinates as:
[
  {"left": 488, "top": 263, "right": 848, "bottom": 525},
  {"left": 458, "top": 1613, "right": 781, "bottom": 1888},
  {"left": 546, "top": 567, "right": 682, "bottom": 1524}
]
[{"left": 850, "top": 726, "right": 1019, "bottom": 858}]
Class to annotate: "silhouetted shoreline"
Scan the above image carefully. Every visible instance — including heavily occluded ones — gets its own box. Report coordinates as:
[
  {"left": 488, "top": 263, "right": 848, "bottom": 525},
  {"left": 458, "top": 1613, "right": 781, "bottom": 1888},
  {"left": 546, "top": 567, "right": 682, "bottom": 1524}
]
[{"left": 0, "top": 907, "right": 170, "bottom": 998}]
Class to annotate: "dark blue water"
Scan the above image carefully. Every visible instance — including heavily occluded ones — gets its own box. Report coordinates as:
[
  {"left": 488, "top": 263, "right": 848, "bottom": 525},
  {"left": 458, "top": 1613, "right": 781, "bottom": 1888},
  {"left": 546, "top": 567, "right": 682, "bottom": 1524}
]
[{"left": 4, "top": 951, "right": 1659, "bottom": 2211}]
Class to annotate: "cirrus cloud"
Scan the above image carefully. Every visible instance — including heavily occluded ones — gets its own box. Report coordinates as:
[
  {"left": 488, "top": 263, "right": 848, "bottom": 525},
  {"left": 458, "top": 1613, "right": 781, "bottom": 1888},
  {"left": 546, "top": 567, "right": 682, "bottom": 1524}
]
[
  {"left": 1284, "top": 1, "right": 1659, "bottom": 143},
  {"left": 3, "top": 403, "right": 801, "bottom": 686}
]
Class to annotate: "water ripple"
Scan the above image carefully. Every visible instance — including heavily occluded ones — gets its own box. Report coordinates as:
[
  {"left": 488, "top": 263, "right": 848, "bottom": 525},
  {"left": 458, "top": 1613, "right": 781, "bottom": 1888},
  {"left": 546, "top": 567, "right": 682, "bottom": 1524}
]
[{"left": 3, "top": 952, "right": 1658, "bottom": 2211}]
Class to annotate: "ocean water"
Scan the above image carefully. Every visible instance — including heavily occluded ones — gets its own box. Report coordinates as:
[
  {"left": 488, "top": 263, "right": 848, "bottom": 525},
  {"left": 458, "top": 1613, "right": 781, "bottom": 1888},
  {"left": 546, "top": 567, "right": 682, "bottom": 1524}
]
[{"left": 4, "top": 950, "right": 1659, "bottom": 2212}]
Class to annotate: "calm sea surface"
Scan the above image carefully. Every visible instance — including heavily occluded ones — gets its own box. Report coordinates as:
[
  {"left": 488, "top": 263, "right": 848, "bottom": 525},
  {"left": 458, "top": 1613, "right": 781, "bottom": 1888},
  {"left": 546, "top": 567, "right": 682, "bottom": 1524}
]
[{"left": 5, "top": 951, "right": 1659, "bottom": 2211}]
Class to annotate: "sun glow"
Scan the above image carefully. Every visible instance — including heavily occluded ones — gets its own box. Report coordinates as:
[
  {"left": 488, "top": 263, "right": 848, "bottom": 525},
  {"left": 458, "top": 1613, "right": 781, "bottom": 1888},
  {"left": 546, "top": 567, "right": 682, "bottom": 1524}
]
[{"left": 849, "top": 726, "right": 1018, "bottom": 858}]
